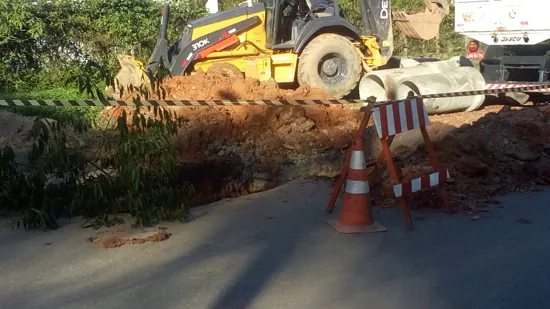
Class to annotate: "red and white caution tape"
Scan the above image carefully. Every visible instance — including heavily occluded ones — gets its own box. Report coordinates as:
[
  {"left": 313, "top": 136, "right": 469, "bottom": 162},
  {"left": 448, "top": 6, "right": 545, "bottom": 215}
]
[
  {"left": 486, "top": 83, "right": 550, "bottom": 92},
  {"left": 1, "top": 83, "right": 549, "bottom": 107}
]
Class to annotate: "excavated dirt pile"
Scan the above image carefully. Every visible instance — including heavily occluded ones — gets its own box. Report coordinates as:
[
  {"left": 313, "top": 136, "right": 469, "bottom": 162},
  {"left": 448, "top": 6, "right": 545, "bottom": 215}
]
[
  {"left": 4, "top": 68, "right": 550, "bottom": 214},
  {"left": 370, "top": 105, "right": 550, "bottom": 211},
  {"left": 105, "top": 70, "right": 365, "bottom": 205},
  {"left": 160, "top": 68, "right": 333, "bottom": 100},
  {"left": 105, "top": 69, "right": 550, "bottom": 210},
  {"left": 87, "top": 226, "right": 171, "bottom": 249}
]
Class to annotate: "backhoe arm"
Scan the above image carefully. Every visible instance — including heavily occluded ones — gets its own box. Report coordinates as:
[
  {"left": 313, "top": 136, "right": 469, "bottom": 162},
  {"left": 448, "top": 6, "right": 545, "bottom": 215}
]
[
  {"left": 392, "top": 0, "right": 450, "bottom": 40},
  {"left": 356, "top": 0, "right": 450, "bottom": 63}
]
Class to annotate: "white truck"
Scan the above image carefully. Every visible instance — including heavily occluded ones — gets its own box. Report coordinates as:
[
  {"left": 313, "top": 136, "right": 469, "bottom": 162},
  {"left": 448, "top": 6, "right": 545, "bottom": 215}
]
[{"left": 454, "top": 0, "right": 550, "bottom": 92}]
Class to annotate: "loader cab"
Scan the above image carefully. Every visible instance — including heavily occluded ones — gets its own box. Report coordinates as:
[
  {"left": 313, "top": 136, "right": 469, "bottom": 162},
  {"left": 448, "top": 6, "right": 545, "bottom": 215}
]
[{"left": 263, "top": 0, "right": 342, "bottom": 49}]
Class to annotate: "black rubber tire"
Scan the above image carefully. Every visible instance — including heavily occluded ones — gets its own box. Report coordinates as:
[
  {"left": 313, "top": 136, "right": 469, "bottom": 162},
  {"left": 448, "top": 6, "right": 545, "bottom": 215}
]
[{"left": 297, "top": 33, "right": 362, "bottom": 98}]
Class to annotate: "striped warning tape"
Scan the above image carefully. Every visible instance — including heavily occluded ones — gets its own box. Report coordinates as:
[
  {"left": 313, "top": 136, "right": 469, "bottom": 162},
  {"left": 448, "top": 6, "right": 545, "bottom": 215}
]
[
  {"left": 0, "top": 83, "right": 549, "bottom": 107},
  {"left": 420, "top": 83, "right": 550, "bottom": 98},
  {"left": 487, "top": 83, "right": 550, "bottom": 92},
  {"left": 0, "top": 99, "right": 356, "bottom": 107},
  {"left": 371, "top": 83, "right": 550, "bottom": 106}
]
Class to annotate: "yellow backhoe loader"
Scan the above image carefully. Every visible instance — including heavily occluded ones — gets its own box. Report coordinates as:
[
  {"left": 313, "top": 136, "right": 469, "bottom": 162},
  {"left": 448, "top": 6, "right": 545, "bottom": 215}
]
[{"left": 108, "top": 0, "right": 452, "bottom": 100}]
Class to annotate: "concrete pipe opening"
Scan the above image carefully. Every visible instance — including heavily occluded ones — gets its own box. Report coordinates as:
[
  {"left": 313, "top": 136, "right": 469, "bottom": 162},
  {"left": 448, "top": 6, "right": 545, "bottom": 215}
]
[
  {"left": 358, "top": 74, "right": 390, "bottom": 101},
  {"left": 395, "top": 66, "right": 487, "bottom": 114},
  {"left": 359, "top": 57, "right": 468, "bottom": 102}
]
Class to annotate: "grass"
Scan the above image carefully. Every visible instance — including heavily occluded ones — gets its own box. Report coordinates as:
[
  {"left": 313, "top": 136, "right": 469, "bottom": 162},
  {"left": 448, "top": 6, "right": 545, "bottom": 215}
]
[
  {"left": 0, "top": 87, "right": 103, "bottom": 132},
  {"left": 0, "top": 87, "right": 95, "bottom": 100}
]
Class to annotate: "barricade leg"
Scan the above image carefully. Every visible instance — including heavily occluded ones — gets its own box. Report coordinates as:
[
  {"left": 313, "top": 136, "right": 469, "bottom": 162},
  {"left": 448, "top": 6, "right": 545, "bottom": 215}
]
[
  {"left": 380, "top": 137, "right": 414, "bottom": 230},
  {"left": 420, "top": 127, "right": 451, "bottom": 212}
]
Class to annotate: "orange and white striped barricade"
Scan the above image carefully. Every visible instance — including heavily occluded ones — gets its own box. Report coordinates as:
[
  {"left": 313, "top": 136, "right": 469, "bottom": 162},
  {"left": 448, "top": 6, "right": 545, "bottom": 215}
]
[{"left": 372, "top": 97, "right": 451, "bottom": 230}]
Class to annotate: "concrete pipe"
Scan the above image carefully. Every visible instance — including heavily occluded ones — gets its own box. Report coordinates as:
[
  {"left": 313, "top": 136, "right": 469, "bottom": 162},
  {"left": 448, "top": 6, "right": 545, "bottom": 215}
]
[
  {"left": 394, "top": 66, "right": 487, "bottom": 114},
  {"left": 359, "top": 56, "right": 471, "bottom": 101}
]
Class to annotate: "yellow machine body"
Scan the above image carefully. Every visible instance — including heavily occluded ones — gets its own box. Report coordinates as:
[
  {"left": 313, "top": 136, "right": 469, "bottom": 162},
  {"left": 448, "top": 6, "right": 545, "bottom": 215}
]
[
  {"left": 109, "top": 0, "right": 450, "bottom": 99},
  {"left": 188, "top": 8, "right": 385, "bottom": 83}
]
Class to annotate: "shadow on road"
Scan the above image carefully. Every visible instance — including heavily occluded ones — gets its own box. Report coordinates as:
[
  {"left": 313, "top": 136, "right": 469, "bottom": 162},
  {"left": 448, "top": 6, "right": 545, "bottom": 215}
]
[{"left": 2, "top": 104, "right": 550, "bottom": 309}]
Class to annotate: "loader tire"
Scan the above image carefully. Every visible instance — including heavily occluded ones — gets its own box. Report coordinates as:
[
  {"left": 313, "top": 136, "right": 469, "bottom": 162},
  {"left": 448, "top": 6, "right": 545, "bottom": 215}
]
[{"left": 297, "top": 33, "right": 362, "bottom": 99}]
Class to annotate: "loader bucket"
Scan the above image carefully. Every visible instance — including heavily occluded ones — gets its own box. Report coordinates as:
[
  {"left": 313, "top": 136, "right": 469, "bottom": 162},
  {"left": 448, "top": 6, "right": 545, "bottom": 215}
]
[
  {"left": 392, "top": 0, "right": 449, "bottom": 40},
  {"left": 106, "top": 54, "right": 150, "bottom": 99}
]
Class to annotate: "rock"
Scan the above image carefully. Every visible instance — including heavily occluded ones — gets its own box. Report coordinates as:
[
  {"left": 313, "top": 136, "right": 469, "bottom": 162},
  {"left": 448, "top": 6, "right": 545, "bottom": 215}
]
[
  {"left": 519, "top": 107, "right": 541, "bottom": 119},
  {"left": 457, "top": 134, "right": 485, "bottom": 155},
  {"left": 458, "top": 123, "right": 472, "bottom": 130},
  {"left": 278, "top": 107, "right": 305, "bottom": 124},
  {"left": 283, "top": 143, "right": 296, "bottom": 150},
  {"left": 248, "top": 178, "right": 270, "bottom": 193},
  {"left": 527, "top": 158, "right": 550, "bottom": 182},
  {"left": 516, "top": 218, "right": 532, "bottom": 224},
  {"left": 455, "top": 156, "right": 489, "bottom": 177},
  {"left": 503, "top": 148, "right": 539, "bottom": 162},
  {"left": 493, "top": 152, "right": 511, "bottom": 163},
  {"left": 293, "top": 118, "right": 316, "bottom": 133},
  {"left": 523, "top": 162, "right": 538, "bottom": 176}
]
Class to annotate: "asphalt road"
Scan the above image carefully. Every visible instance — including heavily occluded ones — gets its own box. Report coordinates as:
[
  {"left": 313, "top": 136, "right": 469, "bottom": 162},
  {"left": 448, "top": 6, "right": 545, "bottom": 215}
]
[{"left": 1, "top": 179, "right": 549, "bottom": 309}]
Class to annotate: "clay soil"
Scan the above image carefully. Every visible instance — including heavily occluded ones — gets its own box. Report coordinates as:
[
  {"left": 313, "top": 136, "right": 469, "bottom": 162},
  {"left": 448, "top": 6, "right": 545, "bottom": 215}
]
[
  {"left": 4, "top": 69, "right": 550, "bottom": 219},
  {"left": 87, "top": 226, "right": 171, "bottom": 249},
  {"left": 101, "top": 70, "right": 550, "bottom": 212},
  {"left": 387, "top": 104, "right": 550, "bottom": 211},
  {"left": 104, "top": 70, "right": 364, "bottom": 205}
]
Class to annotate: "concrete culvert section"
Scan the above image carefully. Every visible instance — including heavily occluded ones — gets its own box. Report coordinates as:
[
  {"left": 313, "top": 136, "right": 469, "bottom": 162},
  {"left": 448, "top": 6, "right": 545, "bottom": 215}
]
[
  {"left": 358, "top": 74, "right": 390, "bottom": 101},
  {"left": 395, "top": 66, "right": 487, "bottom": 114},
  {"left": 358, "top": 57, "right": 466, "bottom": 102}
]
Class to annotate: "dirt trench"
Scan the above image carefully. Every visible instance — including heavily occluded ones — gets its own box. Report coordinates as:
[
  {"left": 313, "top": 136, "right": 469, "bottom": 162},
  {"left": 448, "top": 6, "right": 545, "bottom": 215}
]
[
  {"left": 107, "top": 70, "right": 550, "bottom": 212},
  {"left": 5, "top": 69, "right": 550, "bottom": 215}
]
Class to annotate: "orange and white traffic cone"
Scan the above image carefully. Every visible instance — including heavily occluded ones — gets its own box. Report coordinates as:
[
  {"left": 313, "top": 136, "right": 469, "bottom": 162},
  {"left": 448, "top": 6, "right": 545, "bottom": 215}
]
[{"left": 327, "top": 137, "right": 387, "bottom": 234}]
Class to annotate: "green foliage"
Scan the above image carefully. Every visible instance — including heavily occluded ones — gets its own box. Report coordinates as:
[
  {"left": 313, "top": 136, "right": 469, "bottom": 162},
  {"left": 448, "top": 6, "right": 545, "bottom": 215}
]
[
  {"left": 1, "top": 88, "right": 94, "bottom": 100},
  {"left": 1, "top": 106, "right": 194, "bottom": 230},
  {"left": 0, "top": 0, "right": 209, "bottom": 94},
  {"left": 0, "top": 0, "right": 45, "bottom": 90},
  {"left": 1, "top": 118, "right": 84, "bottom": 229},
  {"left": 337, "top": 0, "right": 465, "bottom": 59},
  {"left": 166, "top": 0, "right": 210, "bottom": 37},
  {"left": 219, "top": 0, "right": 242, "bottom": 10}
]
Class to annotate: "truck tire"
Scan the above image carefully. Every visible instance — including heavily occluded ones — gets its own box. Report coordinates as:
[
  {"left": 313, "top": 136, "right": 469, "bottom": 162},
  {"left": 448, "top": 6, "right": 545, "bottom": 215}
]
[{"left": 297, "top": 33, "right": 362, "bottom": 98}]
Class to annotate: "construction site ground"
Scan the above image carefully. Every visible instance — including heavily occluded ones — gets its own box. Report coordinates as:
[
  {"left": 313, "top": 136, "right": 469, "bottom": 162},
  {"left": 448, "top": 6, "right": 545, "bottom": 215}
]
[
  {"left": 3, "top": 70, "right": 550, "bottom": 211},
  {"left": 1, "top": 180, "right": 549, "bottom": 309},
  {"left": 97, "top": 70, "right": 550, "bottom": 209},
  {"left": 2, "top": 71, "right": 550, "bottom": 307},
  {"left": 3, "top": 70, "right": 550, "bottom": 208}
]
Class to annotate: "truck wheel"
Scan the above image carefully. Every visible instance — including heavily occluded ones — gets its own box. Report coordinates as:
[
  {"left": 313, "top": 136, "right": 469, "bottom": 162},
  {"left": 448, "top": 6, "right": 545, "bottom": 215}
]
[{"left": 297, "top": 33, "right": 362, "bottom": 98}]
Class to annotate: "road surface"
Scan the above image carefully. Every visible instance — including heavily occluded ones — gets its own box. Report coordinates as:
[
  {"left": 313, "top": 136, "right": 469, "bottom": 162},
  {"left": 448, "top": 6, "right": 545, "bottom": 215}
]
[{"left": 1, "top": 179, "right": 549, "bottom": 309}]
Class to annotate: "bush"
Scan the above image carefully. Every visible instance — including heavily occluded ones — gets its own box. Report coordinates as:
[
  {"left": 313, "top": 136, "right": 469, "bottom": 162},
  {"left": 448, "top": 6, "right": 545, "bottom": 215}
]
[
  {"left": 1, "top": 106, "right": 194, "bottom": 230},
  {"left": 0, "top": 0, "right": 209, "bottom": 94}
]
